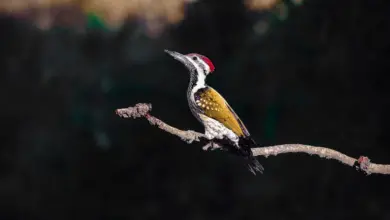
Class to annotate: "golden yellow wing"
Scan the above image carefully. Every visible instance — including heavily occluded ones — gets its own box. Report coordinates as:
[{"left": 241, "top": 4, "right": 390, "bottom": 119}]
[{"left": 194, "top": 87, "right": 250, "bottom": 137}]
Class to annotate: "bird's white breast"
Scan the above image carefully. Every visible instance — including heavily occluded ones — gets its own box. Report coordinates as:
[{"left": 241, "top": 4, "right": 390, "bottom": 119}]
[{"left": 199, "top": 114, "right": 239, "bottom": 146}]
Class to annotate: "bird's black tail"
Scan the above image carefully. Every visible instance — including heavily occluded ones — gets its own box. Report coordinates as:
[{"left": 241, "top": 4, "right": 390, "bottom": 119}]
[
  {"left": 238, "top": 137, "right": 264, "bottom": 175},
  {"left": 214, "top": 136, "right": 264, "bottom": 175},
  {"left": 246, "top": 155, "right": 264, "bottom": 175}
]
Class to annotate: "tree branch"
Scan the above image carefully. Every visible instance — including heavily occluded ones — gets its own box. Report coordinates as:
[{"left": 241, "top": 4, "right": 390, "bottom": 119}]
[{"left": 115, "top": 103, "right": 390, "bottom": 175}]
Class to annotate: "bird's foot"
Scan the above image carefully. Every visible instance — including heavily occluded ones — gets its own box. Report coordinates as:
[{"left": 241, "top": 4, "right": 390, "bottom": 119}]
[{"left": 202, "top": 141, "right": 222, "bottom": 151}]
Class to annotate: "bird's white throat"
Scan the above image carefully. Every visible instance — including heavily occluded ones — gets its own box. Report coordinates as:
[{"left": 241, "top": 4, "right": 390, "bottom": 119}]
[{"left": 187, "top": 56, "right": 207, "bottom": 102}]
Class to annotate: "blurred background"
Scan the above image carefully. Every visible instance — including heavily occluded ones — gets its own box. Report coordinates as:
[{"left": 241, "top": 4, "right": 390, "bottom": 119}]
[{"left": 1, "top": 0, "right": 390, "bottom": 219}]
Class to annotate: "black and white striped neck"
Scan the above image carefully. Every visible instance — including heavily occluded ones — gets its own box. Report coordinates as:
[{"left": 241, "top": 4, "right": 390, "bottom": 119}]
[{"left": 188, "top": 70, "right": 207, "bottom": 93}]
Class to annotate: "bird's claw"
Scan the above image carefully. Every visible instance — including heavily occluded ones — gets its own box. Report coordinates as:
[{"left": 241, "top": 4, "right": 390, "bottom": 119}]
[{"left": 202, "top": 142, "right": 221, "bottom": 151}]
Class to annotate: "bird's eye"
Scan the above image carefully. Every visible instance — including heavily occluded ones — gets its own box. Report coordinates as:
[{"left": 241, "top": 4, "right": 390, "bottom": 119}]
[{"left": 192, "top": 56, "right": 198, "bottom": 61}]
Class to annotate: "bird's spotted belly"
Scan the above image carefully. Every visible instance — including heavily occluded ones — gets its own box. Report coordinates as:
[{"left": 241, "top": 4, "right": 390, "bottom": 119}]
[{"left": 199, "top": 114, "right": 239, "bottom": 145}]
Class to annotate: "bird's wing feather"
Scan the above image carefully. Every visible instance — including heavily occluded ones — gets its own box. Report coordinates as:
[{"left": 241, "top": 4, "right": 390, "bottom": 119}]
[{"left": 194, "top": 87, "right": 250, "bottom": 137}]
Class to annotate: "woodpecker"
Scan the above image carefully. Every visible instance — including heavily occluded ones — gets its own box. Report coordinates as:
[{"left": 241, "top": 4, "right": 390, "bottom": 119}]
[{"left": 165, "top": 49, "right": 264, "bottom": 175}]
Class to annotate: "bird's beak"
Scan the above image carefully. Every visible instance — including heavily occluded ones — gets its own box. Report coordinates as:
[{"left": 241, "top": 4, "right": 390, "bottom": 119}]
[{"left": 164, "top": 49, "right": 189, "bottom": 66}]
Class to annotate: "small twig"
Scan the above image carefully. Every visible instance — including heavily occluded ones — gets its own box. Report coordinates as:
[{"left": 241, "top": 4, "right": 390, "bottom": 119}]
[{"left": 116, "top": 103, "right": 390, "bottom": 175}]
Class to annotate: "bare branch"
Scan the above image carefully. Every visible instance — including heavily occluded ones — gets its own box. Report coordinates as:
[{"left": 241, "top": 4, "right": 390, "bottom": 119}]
[
  {"left": 115, "top": 103, "right": 205, "bottom": 143},
  {"left": 252, "top": 145, "right": 390, "bottom": 175},
  {"left": 116, "top": 103, "right": 390, "bottom": 175}
]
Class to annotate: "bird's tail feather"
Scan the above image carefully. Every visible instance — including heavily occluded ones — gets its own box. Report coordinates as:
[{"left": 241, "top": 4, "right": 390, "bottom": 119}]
[
  {"left": 215, "top": 136, "right": 264, "bottom": 175},
  {"left": 246, "top": 155, "right": 264, "bottom": 175},
  {"left": 238, "top": 137, "right": 264, "bottom": 175}
]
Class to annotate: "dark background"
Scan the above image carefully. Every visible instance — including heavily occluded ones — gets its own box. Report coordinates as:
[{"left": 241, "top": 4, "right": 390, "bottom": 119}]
[{"left": 1, "top": 0, "right": 390, "bottom": 219}]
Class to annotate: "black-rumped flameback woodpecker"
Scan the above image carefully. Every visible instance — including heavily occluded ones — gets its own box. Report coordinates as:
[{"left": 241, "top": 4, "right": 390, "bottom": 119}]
[{"left": 165, "top": 50, "right": 264, "bottom": 175}]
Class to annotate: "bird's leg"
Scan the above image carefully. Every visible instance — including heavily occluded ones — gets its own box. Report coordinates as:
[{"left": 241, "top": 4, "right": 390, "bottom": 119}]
[
  {"left": 202, "top": 141, "right": 222, "bottom": 151},
  {"left": 202, "top": 130, "right": 224, "bottom": 151}
]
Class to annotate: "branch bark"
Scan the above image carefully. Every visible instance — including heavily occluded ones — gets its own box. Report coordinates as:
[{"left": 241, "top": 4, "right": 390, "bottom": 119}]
[{"left": 115, "top": 103, "right": 390, "bottom": 175}]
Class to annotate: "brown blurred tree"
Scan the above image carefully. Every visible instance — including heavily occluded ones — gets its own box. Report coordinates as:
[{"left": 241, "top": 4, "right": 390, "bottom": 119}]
[{"left": 0, "top": 0, "right": 297, "bottom": 35}]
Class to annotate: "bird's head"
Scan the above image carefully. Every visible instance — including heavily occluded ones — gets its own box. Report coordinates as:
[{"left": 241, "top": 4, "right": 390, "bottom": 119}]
[{"left": 165, "top": 50, "right": 215, "bottom": 79}]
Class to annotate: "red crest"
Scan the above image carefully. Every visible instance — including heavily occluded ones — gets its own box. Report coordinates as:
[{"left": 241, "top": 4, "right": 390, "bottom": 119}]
[{"left": 187, "top": 53, "right": 215, "bottom": 73}]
